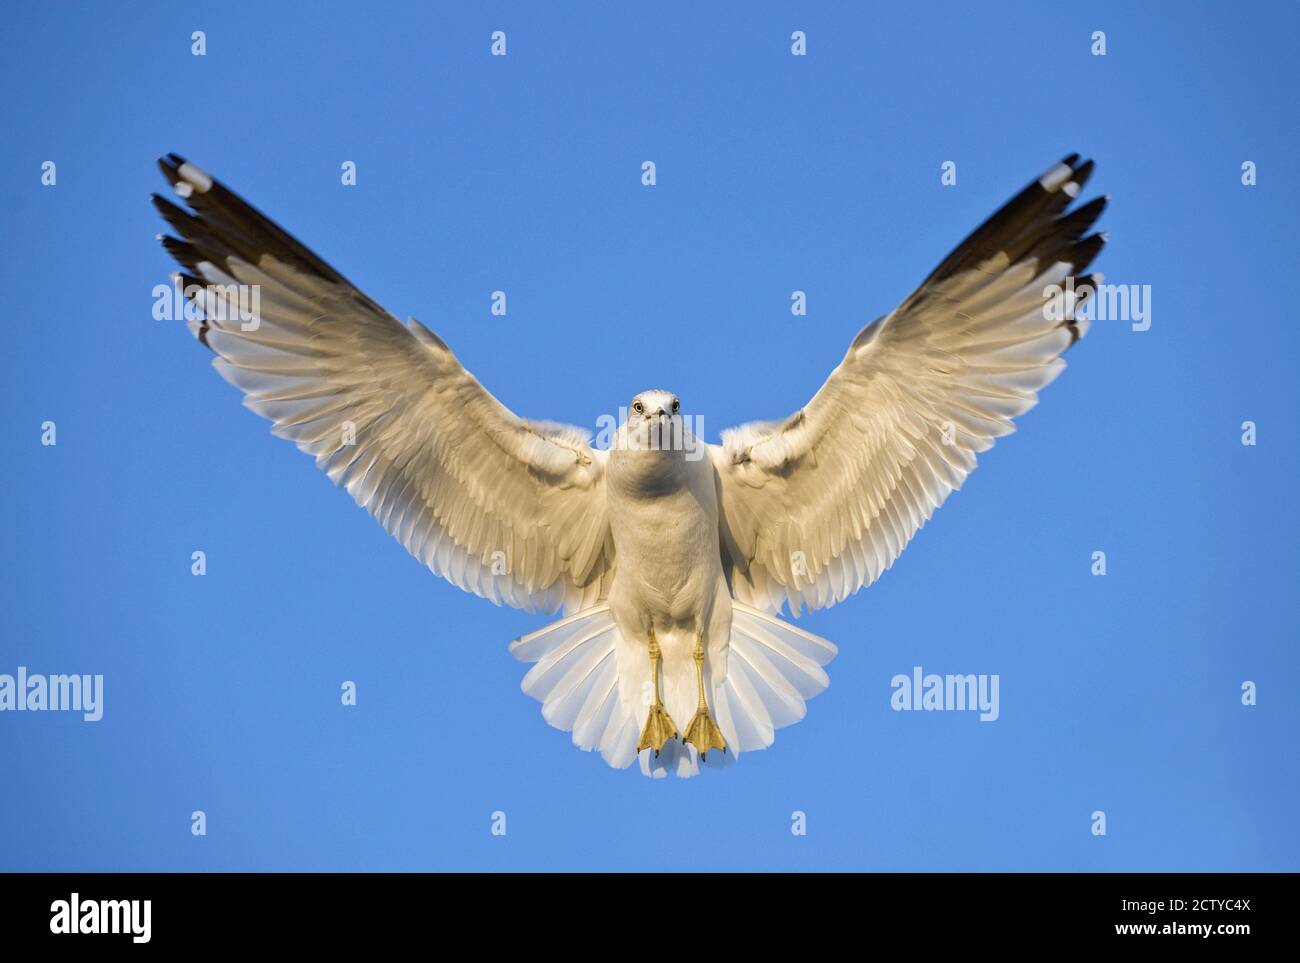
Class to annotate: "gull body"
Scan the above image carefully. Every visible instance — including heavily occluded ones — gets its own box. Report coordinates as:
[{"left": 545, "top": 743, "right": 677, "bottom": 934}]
[{"left": 606, "top": 393, "right": 731, "bottom": 763}]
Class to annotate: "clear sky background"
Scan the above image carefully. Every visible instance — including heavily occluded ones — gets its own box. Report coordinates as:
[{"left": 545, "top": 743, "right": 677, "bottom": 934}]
[{"left": 2, "top": 1, "right": 1296, "bottom": 871}]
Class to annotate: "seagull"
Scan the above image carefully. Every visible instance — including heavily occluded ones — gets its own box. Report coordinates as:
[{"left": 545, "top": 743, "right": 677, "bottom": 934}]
[{"left": 153, "top": 153, "right": 1104, "bottom": 777}]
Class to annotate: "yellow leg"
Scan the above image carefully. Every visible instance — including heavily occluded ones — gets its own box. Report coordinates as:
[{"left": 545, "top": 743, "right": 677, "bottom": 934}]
[
  {"left": 683, "top": 628, "right": 726, "bottom": 758},
  {"left": 636, "top": 625, "right": 678, "bottom": 756}
]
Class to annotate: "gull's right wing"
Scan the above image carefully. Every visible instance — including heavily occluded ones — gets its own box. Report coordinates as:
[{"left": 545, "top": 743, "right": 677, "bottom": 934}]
[{"left": 154, "top": 155, "right": 611, "bottom": 614}]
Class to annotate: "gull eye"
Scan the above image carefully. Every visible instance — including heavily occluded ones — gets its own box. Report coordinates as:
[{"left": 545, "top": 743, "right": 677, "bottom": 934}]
[
  {"left": 671, "top": 399, "right": 680, "bottom": 413},
  {"left": 633, "top": 401, "right": 644, "bottom": 414}
]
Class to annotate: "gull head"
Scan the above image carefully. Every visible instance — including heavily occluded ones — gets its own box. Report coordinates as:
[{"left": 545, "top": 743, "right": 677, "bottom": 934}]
[
  {"left": 628, "top": 389, "right": 680, "bottom": 424},
  {"left": 616, "top": 388, "right": 695, "bottom": 466}
]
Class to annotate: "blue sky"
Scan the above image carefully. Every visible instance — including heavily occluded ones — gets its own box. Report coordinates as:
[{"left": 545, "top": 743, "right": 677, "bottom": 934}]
[{"left": 1, "top": 1, "right": 1296, "bottom": 871}]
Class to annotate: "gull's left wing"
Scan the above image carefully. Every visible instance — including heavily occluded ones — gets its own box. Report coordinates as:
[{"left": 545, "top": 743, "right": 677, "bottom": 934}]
[
  {"left": 153, "top": 155, "right": 611, "bottom": 615},
  {"left": 711, "top": 155, "right": 1106, "bottom": 615}
]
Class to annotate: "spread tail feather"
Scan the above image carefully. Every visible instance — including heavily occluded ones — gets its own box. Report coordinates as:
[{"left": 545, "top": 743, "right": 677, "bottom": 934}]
[
  {"left": 714, "top": 601, "right": 838, "bottom": 755},
  {"left": 509, "top": 606, "right": 640, "bottom": 768},
  {"left": 510, "top": 601, "right": 838, "bottom": 777}
]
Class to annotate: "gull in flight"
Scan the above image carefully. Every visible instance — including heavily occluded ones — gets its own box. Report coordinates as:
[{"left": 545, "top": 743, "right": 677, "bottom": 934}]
[{"left": 153, "top": 153, "right": 1105, "bottom": 777}]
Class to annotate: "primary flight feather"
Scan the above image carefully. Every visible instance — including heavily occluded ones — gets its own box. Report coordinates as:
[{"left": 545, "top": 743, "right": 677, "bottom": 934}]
[{"left": 153, "top": 152, "right": 1105, "bottom": 777}]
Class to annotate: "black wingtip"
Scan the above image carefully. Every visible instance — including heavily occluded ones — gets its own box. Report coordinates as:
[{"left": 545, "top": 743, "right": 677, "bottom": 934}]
[
  {"left": 1065, "top": 271, "right": 1106, "bottom": 345},
  {"left": 1071, "top": 232, "right": 1107, "bottom": 272},
  {"left": 159, "top": 235, "right": 202, "bottom": 271},
  {"left": 156, "top": 156, "right": 181, "bottom": 186},
  {"left": 1075, "top": 193, "right": 1108, "bottom": 217},
  {"left": 150, "top": 192, "right": 189, "bottom": 223}
]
